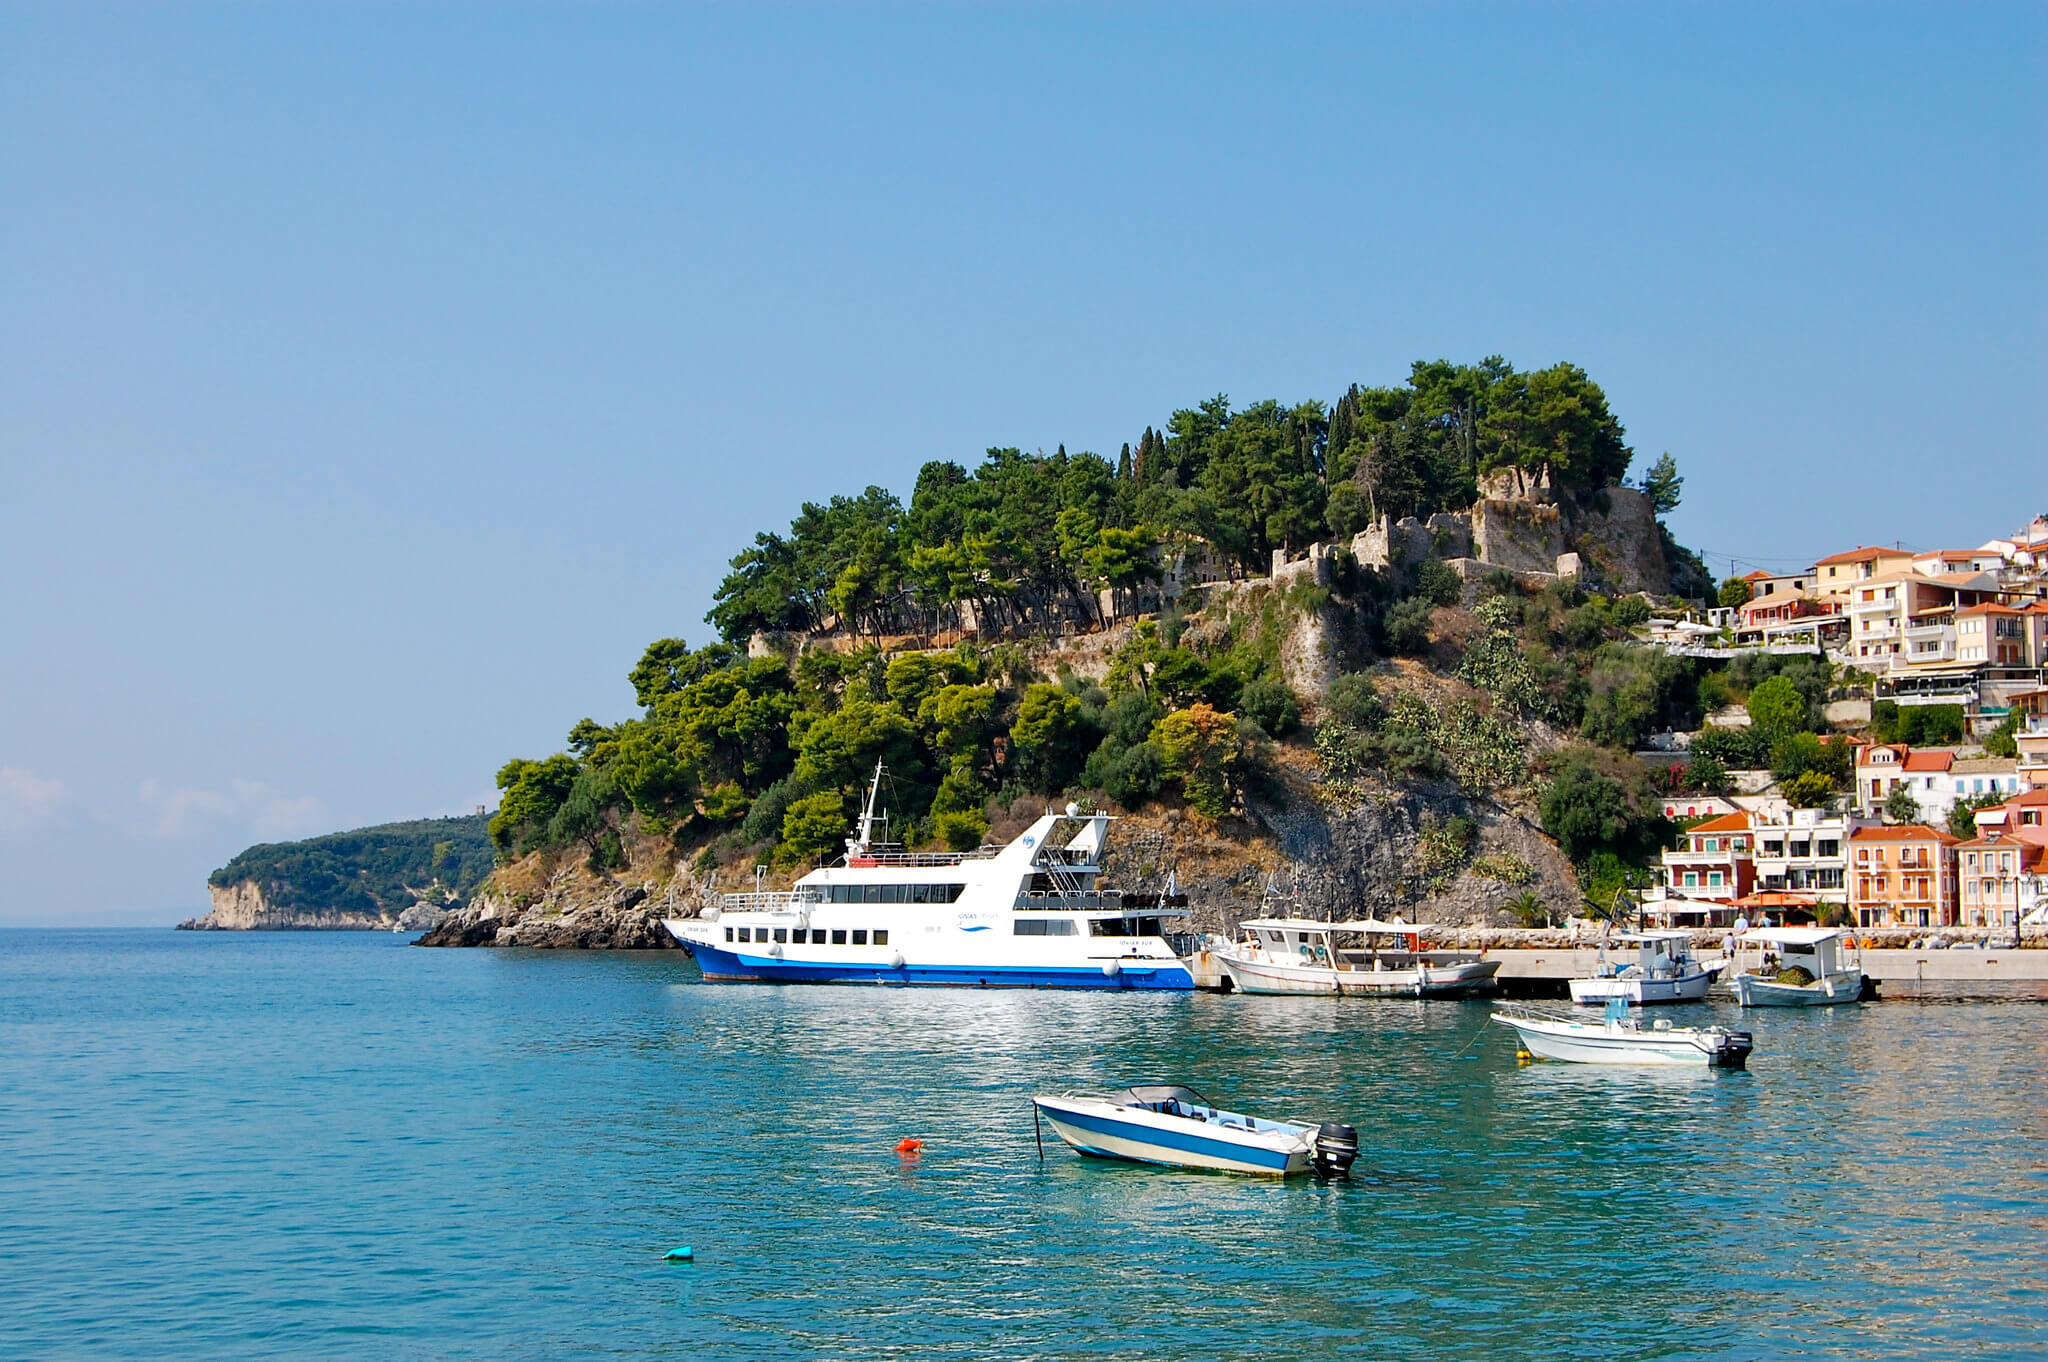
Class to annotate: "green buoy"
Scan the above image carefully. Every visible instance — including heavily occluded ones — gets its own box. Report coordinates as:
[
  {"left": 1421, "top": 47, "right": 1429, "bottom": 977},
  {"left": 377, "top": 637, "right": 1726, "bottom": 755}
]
[{"left": 664, "top": 1246, "right": 694, "bottom": 1261}]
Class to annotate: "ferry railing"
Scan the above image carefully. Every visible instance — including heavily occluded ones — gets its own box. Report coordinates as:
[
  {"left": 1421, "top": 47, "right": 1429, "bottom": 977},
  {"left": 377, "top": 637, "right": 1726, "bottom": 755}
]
[
  {"left": 714, "top": 891, "right": 810, "bottom": 913},
  {"left": 843, "top": 849, "right": 999, "bottom": 867},
  {"left": 1013, "top": 890, "right": 1127, "bottom": 909}
]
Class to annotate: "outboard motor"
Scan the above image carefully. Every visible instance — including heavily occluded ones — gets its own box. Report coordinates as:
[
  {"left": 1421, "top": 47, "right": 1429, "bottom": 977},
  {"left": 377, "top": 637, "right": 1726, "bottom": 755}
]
[{"left": 1311, "top": 1122, "right": 1358, "bottom": 1178}]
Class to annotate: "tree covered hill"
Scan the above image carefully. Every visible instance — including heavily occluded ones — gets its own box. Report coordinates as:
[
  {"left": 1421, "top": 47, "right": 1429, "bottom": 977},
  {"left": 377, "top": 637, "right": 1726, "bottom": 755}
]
[
  {"left": 482, "top": 355, "right": 1708, "bottom": 919},
  {"left": 708, "top": 356, "right": 1674, "bottom": 642},
  {"left": 206, "top": 815, "right": 495, "bottom": 921}
]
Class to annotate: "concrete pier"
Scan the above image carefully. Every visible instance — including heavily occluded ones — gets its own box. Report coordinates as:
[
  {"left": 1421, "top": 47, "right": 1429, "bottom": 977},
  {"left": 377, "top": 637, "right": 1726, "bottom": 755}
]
[{"left": 1187, "top": 945, "right": 2048, "bottom": 996}]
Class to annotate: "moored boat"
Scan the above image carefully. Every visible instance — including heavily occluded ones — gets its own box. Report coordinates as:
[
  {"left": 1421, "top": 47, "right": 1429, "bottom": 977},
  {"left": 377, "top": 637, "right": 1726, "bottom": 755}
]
[
  {"left": 1031, "top": 1085, "right": 1358, "bottom": 1177},
  {"left": 1569, "top": 930, "right": 1723, "bottom": 1006},
  {"left": 663, "top": 765, "right": 1192, "bottom": 989},
  {"left": 1212, "top": 918, "right": 1500, "bottom": 997},
  {"left": 1492, "top": 1000, "right": 1754, "bottom": 1068},
  {"left": 1726, "top": 927, "right": 1865, "bottom": 1007}
]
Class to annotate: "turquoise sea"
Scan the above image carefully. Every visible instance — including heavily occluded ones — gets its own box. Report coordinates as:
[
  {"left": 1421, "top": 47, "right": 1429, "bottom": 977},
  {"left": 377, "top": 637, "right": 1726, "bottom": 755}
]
[{"left": 2, "top": 929, "right": 2044, "bottom": 1360}]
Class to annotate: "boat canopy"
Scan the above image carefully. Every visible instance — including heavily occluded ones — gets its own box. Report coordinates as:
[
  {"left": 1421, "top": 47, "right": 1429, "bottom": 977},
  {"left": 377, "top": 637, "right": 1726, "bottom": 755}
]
[
  {"left": 1739, "top": 927, "right": 1848, "bottom": 946},
  {"left": 1114, "top": 1084, "right": 1213, "bottom": 1109},
  {"left": 1236, "top": 917, "right": 1434, "bottom": 935}
]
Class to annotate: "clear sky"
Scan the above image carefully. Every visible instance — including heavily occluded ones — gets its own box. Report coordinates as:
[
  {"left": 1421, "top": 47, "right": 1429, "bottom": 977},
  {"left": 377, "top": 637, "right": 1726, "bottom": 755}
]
[{"left": 2, "top": 4, "right": 2042, "bottom": 924}]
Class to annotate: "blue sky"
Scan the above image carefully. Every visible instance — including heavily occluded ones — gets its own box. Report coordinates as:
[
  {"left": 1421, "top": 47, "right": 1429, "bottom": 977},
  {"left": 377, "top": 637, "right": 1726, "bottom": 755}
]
[{"left": 2, "top": 4, "right": 2042, "bottom": 924}]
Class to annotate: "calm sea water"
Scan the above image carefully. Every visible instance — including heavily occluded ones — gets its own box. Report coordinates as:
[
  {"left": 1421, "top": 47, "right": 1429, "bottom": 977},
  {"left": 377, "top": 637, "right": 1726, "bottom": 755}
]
[{"left": 2, "top": 930, "right": 2043, "bottom": 1360}]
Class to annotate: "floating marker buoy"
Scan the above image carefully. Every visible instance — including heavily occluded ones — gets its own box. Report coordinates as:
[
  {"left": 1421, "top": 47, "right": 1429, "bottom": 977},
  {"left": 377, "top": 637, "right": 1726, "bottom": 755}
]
[
  {"left": 664, "top": 1246, "right": 694, "bottom": 1261},
  {"left": 895, "top": 1137, "right": 924, "bottom": 1154}
]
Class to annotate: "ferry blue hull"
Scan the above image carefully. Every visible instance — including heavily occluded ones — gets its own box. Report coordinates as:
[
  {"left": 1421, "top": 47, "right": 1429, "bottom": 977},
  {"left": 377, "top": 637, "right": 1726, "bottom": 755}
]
[{"left": 679, "top": 942, "right": 1193, "bottom": 990}]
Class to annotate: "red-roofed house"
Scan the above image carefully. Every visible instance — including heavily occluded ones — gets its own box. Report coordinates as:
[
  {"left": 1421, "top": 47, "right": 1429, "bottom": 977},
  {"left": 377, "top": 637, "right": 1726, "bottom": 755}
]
[
  {"left": 1734, "top": 590, "right": 1842, "bottom": 645},
  {"left": 1955, "top": 833, "right": 2047, "bottom": 931},
  {"left": 1956, "top": 602, "right": 2048, "bottom": 668},
  {"left": 1856, "top": 744, "right": 1952, "bottom": 812},
  {"left": 1844, "top": 569, "right": 2002, "bottom": 671},
  {"left": 1658, "top": 812, "right": 1755, "bottom": 903},
  {"left": 1848, "top": 825, "right": 1960, "bottom": 929},
  {"left": 1812, "top": 547, "right": 1915, "bottom": 604}
]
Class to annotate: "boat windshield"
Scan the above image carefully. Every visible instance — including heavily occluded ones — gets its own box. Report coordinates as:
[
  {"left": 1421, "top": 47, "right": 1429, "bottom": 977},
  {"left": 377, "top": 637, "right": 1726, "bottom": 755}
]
[{"left": 1116, "top": 1084, "right": 1212, "bottom": 1111}]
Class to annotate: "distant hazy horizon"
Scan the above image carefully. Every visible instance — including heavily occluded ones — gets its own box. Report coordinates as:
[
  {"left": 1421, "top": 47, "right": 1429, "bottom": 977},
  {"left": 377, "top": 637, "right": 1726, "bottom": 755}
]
[{"left": 4, "top": 4, "right": 2042, "bottom": 924}]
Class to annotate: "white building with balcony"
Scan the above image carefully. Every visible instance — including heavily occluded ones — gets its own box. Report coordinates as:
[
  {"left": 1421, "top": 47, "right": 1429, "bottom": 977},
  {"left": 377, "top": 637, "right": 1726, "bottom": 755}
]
[{"left": 1749, "top": 808, "right": 1869, "bottom": 908}]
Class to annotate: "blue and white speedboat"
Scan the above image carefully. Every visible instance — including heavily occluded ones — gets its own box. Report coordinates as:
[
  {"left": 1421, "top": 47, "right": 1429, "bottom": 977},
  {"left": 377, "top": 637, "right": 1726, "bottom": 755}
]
[
  {"left": 1032, "top": 1085, "right": 1359, "bottom": 1177},
  {"left": 662, "top": 766, "right": 1193, "bottom": 989}
]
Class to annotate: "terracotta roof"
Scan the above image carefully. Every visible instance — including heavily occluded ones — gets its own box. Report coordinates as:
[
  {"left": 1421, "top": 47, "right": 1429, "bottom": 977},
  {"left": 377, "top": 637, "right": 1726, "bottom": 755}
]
[
  {"left": 1742, "top": 569, "right": 1772, "bottom": 582},
  {"left": 1848, "top": 824, "right": 1960, "bottom": 843},
  {"left": 1901, "top": 750, "right": 1956, "bottom": 772},
  {"left": 1957, "top": 602, "right": 2022, "bottom": 616},
  {"left": 1814, "top": 546, "right": 1911, "bottom": 567},
  {"left": 1687, "top": 812, "right": 1751, "bottom": 834}
]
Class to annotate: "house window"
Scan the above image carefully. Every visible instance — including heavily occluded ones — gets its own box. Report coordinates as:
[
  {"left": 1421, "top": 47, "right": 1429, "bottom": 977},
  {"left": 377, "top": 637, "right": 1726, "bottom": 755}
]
[
  {"left": 1708, "top": 872, "right": 1724, "bottom": 887},
  {"left": 1683, "top": 873, "right": 1699, "bottom": 887}
]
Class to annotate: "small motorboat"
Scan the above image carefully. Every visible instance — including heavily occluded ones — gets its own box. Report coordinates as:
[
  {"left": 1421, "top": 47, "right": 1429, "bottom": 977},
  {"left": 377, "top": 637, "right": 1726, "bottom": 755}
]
[
  {"left": 1031, "top": 1085, "right": 1359, "bottom": 1177},
  {"left": 1211, "top": 918, "right": 1500, "bottom": 997},
  {"left": 1725, "top": 927, "right": 1866, "bottom": 1007},
  {"left": 1491, "top": 999, "right": 1753, "bottom": 1068},
  {"left": 1569, "top": 930, "right": 1724, "bottom": 1006}
]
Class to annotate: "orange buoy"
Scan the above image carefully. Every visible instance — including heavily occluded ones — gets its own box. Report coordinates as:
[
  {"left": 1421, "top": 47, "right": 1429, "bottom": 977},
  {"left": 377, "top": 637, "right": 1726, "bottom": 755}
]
[{"left": 894, "top": 1137, "right": 924, "bottom": 1154}]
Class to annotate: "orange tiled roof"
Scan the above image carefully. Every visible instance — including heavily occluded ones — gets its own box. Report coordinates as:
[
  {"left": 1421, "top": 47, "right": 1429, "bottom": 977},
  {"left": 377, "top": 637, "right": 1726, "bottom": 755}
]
[
  {"left": 1901, "top": 750, "right": 1956, "bottom": 773},
  {"left": 1848, "top": 824, "right": 1960, "bottom": 844},
  {"left": 1814, "top": 546, "right": 1911, "bottom": 566},
  {"left": 1687, "top": 812, "right": 1751, "bottom": 834}
]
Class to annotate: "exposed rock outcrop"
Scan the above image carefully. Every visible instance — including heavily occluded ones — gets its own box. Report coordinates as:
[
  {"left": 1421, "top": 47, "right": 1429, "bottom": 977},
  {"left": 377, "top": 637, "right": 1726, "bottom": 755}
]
[
  {"left": 178, "top": 880, "right": 391, "bottom": 931},
  {"left": 1352, "top": 480, "right": 1675, "bottom": 598},
  {"left": 414, "top": 880, "right": 684, "bottom": 949}
]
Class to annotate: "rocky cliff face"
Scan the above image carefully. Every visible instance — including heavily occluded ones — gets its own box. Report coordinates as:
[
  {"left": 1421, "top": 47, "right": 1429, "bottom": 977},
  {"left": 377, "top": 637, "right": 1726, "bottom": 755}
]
[
  {"left": 424, "top": 757, "right": 1582, "bottom": 949},
  {"left": 415, "top": 879, "right": 685, "bottom": 949},
  {"left": 179, "top": 880, "right": 392, "bottom": 931}
]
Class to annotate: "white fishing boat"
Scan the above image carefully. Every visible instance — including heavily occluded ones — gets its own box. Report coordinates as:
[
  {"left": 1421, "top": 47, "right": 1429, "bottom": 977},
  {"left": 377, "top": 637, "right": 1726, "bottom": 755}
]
[
  {"left": 1726, "top": 927, "right": 1866, "bottom": 1007},
  {"left": 662, "top": 765, "right": 1193, "bottom": 989},
  {"left": 1031, "top": 1085, "right": 1358, "bottom": 1177},
  {"left": 1568, "top": 930, "right": 1724, "bottom": 1006},
  {"left": 1212, "top": 917, "right": 1500, "bottom": 996},
  {"left": 1491, "top": 999, "right": 1754, "bottom": 1068}
]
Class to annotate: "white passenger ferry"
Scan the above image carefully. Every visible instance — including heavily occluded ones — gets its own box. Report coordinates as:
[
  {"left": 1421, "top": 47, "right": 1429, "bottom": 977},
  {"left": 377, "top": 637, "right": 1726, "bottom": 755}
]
[{"left": 662, "top": 768, "right": 1194, "bottom": 989}]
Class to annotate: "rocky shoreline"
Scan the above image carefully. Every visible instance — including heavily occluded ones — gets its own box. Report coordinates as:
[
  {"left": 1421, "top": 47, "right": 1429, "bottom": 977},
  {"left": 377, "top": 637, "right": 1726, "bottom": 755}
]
[{"left": 414, "top": 883, "right": 682, "bottom": 949}]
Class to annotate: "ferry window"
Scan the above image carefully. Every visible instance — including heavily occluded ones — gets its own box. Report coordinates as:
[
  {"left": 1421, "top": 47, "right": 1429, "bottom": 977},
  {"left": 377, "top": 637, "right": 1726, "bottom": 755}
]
[
  {"left": 862, "top": 886, "right": 882, "bottom": 905},
  {"left": 874, "top": 930, "right": 889, "bottom": 946},
  {"left": 773, "top": 928, "right": 788, "bottom": 943},
  {"left": 811, "top": 930, "right": 827, "bottom": 944},
  {"left": 724, "top": 928, "right": 734, "bottom": 943},
  {"left": 852, "top": 930, "right": 869, "bottom": 945},
  {"left": 1015, "top": 920, "right": 1047, "bottom": 935},
  {"left": 831, "top": 930, "right": 847, "bottom": 945},
  {"left": 736, "top": 927, "right": 751, "bottom": 942},
  {"left": 1048, "top": 920, "right": 1076, "bottom": 936},
  {"left": 886, "top": 886, "right": 907, "bottom": 904}
]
